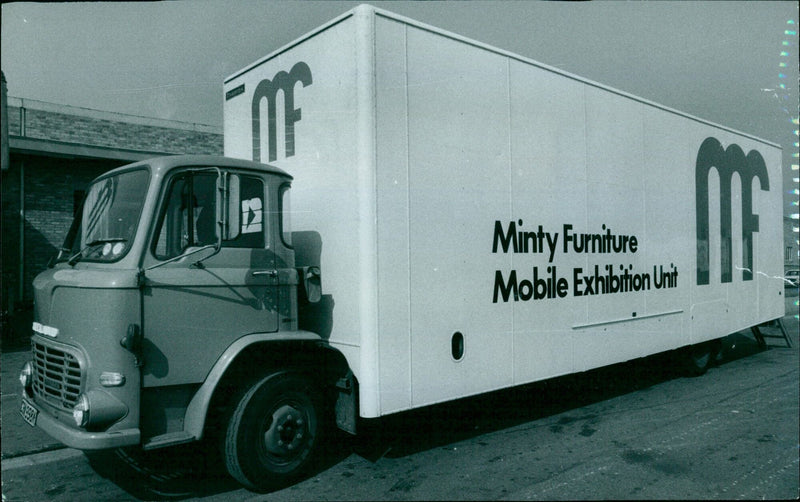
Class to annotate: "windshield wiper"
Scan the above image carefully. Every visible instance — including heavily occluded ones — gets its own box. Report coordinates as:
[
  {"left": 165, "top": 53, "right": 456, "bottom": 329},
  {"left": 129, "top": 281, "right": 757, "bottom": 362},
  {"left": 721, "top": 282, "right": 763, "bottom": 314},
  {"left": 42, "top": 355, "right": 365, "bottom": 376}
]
[
  {"left": 67, "top": 238, "right": 127, "bottom": 266},
  {"left": 48, "top": 246, "right": 73, "bottom": 268}
]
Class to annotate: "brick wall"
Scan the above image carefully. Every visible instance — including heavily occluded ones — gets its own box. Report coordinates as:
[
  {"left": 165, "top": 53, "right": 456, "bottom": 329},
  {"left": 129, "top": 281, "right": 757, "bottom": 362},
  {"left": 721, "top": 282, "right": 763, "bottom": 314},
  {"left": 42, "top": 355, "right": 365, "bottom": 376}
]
[{"left": 7, "top": 100, "right": 222, "bottom": 155}]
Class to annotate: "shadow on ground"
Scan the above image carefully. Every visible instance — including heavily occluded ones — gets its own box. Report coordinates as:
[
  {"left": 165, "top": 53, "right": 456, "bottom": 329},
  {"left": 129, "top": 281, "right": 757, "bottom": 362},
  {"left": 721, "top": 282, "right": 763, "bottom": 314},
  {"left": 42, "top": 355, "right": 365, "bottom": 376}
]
[
  {"left": 353, "top": 330, "right": 771, "bottom": 461},
  {"left": 84, "top": 430, "right": 353, "bottom": 500},
  {"left": 85, "top": 440, "right": 237, "bottom": 500}
]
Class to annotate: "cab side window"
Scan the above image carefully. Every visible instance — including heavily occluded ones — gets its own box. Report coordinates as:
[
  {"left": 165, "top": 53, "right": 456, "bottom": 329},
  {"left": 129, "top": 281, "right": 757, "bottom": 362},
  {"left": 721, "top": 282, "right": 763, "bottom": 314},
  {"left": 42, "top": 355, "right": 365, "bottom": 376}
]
[
  {"left": 153, "top": 172, "right": 265, "bottom": 260},
  {"left": 227, "top": 175, "right": 265, "bottom": 249}
]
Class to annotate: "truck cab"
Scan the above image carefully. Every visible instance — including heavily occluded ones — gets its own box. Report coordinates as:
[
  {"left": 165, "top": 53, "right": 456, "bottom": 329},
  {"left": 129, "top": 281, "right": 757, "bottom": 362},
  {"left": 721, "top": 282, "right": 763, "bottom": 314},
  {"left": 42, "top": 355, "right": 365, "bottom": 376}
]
[{"left": 19, "top": 155, "right": 345, "bottom": 491}]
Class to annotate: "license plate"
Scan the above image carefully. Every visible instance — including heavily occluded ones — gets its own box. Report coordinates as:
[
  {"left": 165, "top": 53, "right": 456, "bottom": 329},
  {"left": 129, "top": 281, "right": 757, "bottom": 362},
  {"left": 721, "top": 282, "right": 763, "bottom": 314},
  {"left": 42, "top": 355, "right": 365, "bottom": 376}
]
[{"left": 20, "top": 399, "right": 38, "bottom": 427}]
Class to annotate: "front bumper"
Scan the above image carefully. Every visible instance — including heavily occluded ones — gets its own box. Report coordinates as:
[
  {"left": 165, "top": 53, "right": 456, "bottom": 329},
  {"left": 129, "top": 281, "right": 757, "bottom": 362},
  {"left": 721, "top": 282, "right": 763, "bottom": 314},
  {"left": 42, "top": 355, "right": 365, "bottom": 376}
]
[{"left": 20, "top": 393, "right": 140, "bottom": 451}]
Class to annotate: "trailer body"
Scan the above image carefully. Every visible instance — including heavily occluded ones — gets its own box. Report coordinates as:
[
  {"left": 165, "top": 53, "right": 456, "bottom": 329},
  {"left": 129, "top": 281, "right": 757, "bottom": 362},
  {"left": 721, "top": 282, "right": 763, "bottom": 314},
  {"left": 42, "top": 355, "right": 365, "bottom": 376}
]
[{"left": 223, "top": 5, "right": 785, "bottom": 419}]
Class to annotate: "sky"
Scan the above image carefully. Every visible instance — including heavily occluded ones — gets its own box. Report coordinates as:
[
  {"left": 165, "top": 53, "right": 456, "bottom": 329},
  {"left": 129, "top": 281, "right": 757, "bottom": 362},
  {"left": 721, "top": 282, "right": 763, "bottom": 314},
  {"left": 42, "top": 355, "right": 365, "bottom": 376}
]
[{"left": 1, "top": 0, "right": 798, "bottom": 217}]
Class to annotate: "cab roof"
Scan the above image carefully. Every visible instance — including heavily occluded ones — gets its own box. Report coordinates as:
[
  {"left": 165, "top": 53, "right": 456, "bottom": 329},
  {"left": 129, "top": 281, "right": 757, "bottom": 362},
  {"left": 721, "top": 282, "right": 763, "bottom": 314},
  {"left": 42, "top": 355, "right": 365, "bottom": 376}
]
[{"left": 102, "top": 154, "right": 293, "bottom": 181}]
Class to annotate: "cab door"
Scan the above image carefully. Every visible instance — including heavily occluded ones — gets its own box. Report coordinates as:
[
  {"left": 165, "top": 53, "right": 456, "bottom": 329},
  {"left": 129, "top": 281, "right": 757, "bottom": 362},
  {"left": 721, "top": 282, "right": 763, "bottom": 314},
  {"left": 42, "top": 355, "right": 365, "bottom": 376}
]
[{"left": 141, "top": 170, "right": 277, "bottom": 387}]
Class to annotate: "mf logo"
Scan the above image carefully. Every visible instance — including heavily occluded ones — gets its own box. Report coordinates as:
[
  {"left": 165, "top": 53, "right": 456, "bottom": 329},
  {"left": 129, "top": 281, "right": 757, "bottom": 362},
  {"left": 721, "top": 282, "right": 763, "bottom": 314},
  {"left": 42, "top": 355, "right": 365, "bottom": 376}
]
[
  {"left": 251, "top": 61, "right": 313, "bottom": 162},
  {"left": 695, "top": 137, "right": 769, "bottom": 285}
]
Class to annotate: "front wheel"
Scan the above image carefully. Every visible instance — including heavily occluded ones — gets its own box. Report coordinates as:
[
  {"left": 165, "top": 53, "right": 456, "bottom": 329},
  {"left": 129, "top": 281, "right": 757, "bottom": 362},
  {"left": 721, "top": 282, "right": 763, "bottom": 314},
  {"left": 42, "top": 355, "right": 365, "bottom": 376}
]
[{"left": 223, "top": 372, "right": 322, "bottom": 492}]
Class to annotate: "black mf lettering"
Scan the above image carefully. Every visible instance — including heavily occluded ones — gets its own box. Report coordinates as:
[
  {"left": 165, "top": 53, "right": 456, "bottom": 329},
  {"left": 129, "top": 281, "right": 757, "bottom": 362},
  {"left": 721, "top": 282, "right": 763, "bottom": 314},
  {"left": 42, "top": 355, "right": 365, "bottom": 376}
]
[
  {"left": 251, "top": 61, "right": 313, "bottom": 162},
  {"left": 695, "top": 137, "right": 769, "bottom": 285}
]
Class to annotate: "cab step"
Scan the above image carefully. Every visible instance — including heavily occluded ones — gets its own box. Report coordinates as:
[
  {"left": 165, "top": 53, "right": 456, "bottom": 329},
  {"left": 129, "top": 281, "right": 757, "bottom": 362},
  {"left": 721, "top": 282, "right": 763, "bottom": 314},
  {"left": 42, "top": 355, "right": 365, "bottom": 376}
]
[{"left": 142, "top": 431, "right": 195, "bottom": 450}]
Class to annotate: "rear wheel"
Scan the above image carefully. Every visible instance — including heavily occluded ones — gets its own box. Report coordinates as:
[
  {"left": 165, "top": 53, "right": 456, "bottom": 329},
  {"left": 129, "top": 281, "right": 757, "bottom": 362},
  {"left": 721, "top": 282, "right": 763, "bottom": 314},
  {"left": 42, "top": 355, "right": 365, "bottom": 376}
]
[
  {"left": 223, "top": 372, "right": 322, "bottom": 492},
  {"left": 682, "top": 339, "right": 721, "bottom": 376}
]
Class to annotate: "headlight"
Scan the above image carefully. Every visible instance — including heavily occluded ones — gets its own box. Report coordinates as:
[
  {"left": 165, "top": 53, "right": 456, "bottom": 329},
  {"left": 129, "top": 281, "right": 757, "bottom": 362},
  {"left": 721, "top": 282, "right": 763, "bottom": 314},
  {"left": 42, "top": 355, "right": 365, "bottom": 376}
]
[
  {"left": 73, "top": 394, "right": 90, "bottom": 428},
  {"left": 71, "top": 390, "right": 127, "bottom": 429},
  {"left": 19, "top": 362, "right": 33, "bottom": 390}
]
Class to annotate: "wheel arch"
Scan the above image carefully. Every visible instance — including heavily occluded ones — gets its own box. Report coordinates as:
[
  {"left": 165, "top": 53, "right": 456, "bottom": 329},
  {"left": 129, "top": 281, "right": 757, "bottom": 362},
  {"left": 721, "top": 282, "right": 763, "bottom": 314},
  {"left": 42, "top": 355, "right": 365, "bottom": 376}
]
[{"left": 183, "top": 331, "right": 352, "bottom": 441}]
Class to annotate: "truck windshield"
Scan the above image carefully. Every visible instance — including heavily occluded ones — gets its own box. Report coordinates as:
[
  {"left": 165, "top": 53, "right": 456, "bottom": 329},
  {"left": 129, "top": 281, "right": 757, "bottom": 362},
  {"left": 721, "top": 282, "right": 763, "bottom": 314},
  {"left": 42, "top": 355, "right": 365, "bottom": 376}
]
[{"left": 60, "top": 169, "right": 150, "bottom": 264}]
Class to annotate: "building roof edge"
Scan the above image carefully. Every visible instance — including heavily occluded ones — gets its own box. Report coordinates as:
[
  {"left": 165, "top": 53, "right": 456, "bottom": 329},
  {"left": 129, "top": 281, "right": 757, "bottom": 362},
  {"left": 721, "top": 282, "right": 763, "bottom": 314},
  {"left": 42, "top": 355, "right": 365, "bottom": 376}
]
[{"left": 6, "top": 96, "right": 221, "bottom": 135}]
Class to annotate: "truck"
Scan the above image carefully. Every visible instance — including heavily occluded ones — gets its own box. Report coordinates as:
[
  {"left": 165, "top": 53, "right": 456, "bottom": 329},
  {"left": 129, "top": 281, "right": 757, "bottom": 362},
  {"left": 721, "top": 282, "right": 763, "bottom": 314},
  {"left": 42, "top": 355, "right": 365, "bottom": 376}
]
[{"left": 20, "top": 4, "right": 785, "bottom": 492}]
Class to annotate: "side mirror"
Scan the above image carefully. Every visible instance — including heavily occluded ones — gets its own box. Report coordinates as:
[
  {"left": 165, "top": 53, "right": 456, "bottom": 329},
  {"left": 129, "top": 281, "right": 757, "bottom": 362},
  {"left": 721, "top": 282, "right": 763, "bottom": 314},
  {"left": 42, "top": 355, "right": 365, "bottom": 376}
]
[{"left": 302, "top": 266, "right": 322, "bottom": 304}]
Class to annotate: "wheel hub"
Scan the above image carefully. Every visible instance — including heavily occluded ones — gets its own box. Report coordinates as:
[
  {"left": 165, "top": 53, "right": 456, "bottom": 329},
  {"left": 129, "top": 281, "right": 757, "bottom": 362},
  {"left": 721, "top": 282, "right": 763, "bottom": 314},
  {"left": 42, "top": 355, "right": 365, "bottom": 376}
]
[{"left": 264, "top": 404, "right": 308, "bottom": 456}]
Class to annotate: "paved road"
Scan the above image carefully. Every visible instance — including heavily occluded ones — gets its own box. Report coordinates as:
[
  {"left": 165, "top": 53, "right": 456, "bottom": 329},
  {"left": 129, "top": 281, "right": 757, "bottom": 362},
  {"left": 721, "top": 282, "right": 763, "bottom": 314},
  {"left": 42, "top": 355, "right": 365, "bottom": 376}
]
[{"left": 2, "top": 294, "right": 798, "bottom": 501}]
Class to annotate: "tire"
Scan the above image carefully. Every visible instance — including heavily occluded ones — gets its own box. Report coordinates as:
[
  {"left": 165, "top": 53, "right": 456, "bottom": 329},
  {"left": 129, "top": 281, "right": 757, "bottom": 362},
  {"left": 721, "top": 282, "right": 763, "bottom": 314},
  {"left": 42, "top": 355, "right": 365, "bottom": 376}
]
[
  {"left": 683, "top": 340, "right": 720, "bottom": 377},
  {"left": 223, "top": 372, "right": 322, "bottom": 492}
]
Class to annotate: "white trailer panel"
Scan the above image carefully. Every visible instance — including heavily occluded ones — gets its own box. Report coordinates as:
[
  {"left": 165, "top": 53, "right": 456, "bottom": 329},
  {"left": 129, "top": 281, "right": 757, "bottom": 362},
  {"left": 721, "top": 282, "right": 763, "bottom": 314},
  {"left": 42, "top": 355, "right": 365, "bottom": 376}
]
[{"left": 224, "top": 5, "right": 784, "bottom": 419}]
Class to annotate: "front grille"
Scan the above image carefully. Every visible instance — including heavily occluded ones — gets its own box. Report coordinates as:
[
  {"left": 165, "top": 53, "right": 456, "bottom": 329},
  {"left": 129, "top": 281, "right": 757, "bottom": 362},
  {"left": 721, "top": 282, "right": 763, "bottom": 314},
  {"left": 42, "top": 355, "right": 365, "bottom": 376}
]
[{"left": 31, "top": 340, "right": 83, "bottom": 410}]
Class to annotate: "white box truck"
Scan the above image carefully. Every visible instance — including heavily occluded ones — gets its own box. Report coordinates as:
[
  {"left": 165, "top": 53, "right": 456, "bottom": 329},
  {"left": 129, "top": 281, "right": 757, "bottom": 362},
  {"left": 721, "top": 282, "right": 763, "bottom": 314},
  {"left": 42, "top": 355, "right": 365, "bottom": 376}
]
[{"left": 21, "top": 4, "right": 784, "bottom": 492}]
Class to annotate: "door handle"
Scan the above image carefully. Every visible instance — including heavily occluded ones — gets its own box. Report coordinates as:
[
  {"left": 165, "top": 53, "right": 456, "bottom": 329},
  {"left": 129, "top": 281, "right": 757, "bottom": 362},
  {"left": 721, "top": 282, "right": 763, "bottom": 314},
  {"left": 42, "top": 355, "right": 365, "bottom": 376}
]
[{"left": 252, "top": 270, "right": 278, "bottom": 278}]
